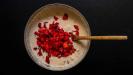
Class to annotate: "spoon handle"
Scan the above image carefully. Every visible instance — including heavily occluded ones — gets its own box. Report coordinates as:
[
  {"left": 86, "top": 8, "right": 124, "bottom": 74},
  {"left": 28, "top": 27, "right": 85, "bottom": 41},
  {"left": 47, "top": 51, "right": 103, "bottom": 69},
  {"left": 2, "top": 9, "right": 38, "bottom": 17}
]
[{"left": 76, "top": 36, "right": 128, "bottom": 40}]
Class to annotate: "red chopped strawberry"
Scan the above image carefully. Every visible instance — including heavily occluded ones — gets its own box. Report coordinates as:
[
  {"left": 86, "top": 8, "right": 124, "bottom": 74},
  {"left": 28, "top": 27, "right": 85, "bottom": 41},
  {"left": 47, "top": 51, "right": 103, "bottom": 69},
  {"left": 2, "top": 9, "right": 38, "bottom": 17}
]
[
  {"left": 75, "top": 31, "right": 79, "bottom": 36},
  {"left": 38, "top": 22, "right": 42, "bottom": 28},
  {"left": 54, "top": 16, "right": 58, "bottom": 21},
  {"left": 74, "top": 25, "right": 79, "bottom": 30},
  {"left": 63, "top": 13, "right": 68, "bottom": 20},
  {"left": 33, "top": 47, "right": 37, "bottom": 50},
  {"left": 45, "top": 56, "right": 50, "bottom": 64},
  {"left": 38, "top": 49, "right": 42, "bottom": 56},
  {"left": 72, "top": 25, "right": 79, "bottom": 36},
  {"left": 63, "top": 42, "right": 68, "bottom": 48},
  {"left": 33, "top": 14, "right": 79, "bottom": 64},
  {"left": 44, "top": 22, "right": 48, "bottom": 28},
  {"left": 37, "top": 41, "right": 41, "bottom": 46},
  {"left": 63, "top": 51, "right": 69, "bottom": 57},
  {"left": 34, "top": 31, "right": 39, "bottom": 36},
  {"left": 52, "top": 51, "right": 59, "bottom": 57}
]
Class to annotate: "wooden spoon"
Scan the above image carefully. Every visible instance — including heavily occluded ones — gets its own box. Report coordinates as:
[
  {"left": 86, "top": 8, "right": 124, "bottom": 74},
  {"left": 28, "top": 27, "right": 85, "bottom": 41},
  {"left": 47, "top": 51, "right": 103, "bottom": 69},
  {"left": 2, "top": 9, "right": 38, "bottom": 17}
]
[{"left": 73, "top": 35, "right": 128, "bottom": 40}]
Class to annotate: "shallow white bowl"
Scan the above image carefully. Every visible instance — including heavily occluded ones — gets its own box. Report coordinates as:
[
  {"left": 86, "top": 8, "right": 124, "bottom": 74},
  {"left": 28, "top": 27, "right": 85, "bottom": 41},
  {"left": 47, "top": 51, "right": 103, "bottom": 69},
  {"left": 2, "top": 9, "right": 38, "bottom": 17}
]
[{"left": 24, "top": 3, "right": 91, "bottom": 71}]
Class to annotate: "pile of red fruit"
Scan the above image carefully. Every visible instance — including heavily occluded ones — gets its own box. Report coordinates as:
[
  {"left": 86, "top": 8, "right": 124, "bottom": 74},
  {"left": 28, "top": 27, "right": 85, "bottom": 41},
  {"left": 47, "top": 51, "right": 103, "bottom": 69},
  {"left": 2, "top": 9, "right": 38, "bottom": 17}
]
[{"left": 33, "top": 13, "right": 79, "bottom": 64}]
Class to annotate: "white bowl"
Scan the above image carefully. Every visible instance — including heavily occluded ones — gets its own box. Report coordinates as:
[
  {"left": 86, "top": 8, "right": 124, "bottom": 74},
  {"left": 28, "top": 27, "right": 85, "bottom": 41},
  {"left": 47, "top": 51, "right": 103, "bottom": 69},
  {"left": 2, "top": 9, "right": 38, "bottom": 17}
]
[{"left": 24, "top": 3, "right": 91, "bottom": 71}]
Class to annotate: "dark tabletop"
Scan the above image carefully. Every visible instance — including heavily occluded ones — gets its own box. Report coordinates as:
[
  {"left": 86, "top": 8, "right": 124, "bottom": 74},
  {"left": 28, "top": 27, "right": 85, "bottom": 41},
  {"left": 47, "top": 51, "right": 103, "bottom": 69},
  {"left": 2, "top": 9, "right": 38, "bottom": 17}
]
[{"left": 1, "top": 0, "right": 133, "bottom": 74}]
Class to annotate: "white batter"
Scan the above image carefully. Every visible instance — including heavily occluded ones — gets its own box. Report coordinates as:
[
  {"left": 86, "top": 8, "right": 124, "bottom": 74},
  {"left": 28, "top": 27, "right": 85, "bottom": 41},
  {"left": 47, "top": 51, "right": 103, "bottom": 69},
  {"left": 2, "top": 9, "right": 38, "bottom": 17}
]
[{"left": 29, "top": 16, "right": 89, "bottom": 70}]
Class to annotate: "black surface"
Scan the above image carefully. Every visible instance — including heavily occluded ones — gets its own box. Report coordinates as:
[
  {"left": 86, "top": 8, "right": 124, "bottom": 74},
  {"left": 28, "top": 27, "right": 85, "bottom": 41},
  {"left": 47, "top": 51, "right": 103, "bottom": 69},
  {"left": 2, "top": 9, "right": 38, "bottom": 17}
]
[{"left": 1, "top": 0, "right": 133, "bottom": 74}]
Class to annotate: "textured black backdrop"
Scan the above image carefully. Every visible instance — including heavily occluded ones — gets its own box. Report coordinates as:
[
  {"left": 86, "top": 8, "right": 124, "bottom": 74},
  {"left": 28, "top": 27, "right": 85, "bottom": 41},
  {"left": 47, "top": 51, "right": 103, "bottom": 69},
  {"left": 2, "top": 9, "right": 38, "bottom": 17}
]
[{"left": 1, "top": 0, "right": 133, "bottom": 74}]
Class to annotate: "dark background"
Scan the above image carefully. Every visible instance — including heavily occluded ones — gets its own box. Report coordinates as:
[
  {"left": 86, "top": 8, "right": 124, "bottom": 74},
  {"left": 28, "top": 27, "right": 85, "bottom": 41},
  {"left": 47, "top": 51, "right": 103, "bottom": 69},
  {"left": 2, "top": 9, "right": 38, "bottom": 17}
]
[{"left": 1, "top": 0, "right": 133, "bottom": 74}]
